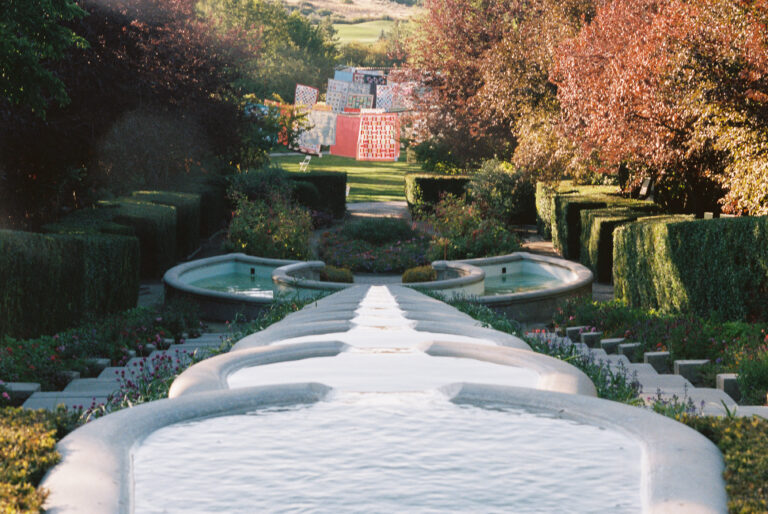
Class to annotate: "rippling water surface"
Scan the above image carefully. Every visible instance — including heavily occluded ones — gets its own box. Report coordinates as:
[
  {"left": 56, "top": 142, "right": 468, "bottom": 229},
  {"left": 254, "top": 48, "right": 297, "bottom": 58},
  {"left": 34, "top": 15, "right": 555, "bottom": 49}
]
[
  {"left": 189, "top": 267, "right": 275, "bottom": 299},
  {"left": 133, "top": 393, "right": 642, "bottom": 513},
  {"left": 483, "top": 272, "right": 563, "bottom": 295}
]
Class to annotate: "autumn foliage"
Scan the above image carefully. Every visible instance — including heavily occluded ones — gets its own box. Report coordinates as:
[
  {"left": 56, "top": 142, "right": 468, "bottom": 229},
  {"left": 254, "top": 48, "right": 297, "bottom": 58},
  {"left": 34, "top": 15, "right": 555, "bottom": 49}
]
[
  {"left": 412, "top": 0, "right": 768, "bottom": 215},
  {"left": 553, "top": 0, "right": 768, "bottom": 214}
]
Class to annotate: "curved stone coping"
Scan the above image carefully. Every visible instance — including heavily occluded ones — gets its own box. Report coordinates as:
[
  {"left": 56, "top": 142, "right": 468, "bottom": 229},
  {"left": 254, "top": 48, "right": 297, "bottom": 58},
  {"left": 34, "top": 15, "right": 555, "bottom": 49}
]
[
  {"left": 232, "top": 320, "right": 353, "bottom": 351},
  {"left": 273, "top": 261, "right": 355, "bottom": 293},
  {"left": 170, "top": 341, "right": 347, "bottom": 397},
  {"left": 170, "top": 340, "right": 592, "bottom": 398},
  {"left": 427, "top": 342, "right": 595, "bottom": 396},
  {"left": 459, "top": 252, "right": 594, "bottom": 304},
  {"left": 404, "top": 260, "right": 485, "bottom": 294},
  {"left": 163, "top": 253, "right": 299, "bottom": 304},
  {"left": 412, "top": 320, "right": 531, "bottom": 350},
  {"left": 444, "top": 383, "right": 727, "bottom": 514},
  {"left": 40, "top": 383, "right": 332, "bottom": 514}
]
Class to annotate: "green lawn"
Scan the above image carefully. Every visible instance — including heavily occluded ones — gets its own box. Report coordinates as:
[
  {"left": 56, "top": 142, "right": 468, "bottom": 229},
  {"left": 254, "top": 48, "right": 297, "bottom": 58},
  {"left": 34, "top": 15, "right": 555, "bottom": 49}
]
[
  {"left": 332, "top": 20, "right": 395, "bottom": 44},
  {"left": 271, "top": 154, "right": 420, "bottom": 203}
]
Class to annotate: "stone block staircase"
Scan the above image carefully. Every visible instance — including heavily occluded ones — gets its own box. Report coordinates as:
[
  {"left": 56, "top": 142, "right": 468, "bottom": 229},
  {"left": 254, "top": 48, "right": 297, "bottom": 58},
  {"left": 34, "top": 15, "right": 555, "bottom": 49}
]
[{"left": 531, "top": 327, "right": 768, "bottom": 419}]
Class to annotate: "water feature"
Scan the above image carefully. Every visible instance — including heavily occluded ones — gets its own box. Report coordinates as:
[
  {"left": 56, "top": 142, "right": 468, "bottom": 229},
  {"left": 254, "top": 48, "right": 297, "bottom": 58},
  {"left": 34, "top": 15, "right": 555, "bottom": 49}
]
[
  {"left": 483, "top": 271, "right": 563, "bottom": 295},
  {"left": 133, "top": 392, "right": 642, "bottom": 513},
  {"left": 189, "top": 264, "right": 276, "bottom": 299}
]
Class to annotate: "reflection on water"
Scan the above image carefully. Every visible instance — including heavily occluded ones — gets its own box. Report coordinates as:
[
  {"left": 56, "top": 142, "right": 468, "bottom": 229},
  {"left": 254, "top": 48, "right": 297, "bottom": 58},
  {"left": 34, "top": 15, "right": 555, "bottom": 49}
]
[{"left": 133, "top": 392, "right": 641, "bottom": 513}]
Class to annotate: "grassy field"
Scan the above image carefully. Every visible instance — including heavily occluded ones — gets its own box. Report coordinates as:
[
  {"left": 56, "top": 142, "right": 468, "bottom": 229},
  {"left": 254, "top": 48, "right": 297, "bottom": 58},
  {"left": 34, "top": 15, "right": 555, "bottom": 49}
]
[
  {"left": 272, "top": 154, "right": 420, "bottom": 202},
  {"left": 333, "top": 20, "right": 395, "bottom": 44}
]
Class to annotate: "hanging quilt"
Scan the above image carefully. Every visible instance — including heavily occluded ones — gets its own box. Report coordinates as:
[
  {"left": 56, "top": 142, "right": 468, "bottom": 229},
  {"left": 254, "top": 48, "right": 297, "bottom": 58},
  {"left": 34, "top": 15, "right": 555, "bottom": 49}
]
[
  {"left": 362, "top": 73, "right": 387, "bottom": 87},
  {"left": 390, "top": 81, "right": 417, "bottom": 112},
  {"left": 375, "top": 84, "right": 394, "bottom": 111},
  {"left": 329, "top": 114, "right": 361, "bottom": 158},
  {"left": 348, "top": 82, "right": 373, "bottom": 96},
  {"left": 326, "top": 79, "right": 350, "bottom": 113},
  {"left": 334, "top": 67, "right": 355, "bottom": 83},
  {"left": 356, "top": 113, "right": 400, "bottom": 162},
  {"left": 346, "top": 93, "right": 374, "bottom": 110},
  {"left": 294, "top": 84, "right": 319, "bottom": 107}
]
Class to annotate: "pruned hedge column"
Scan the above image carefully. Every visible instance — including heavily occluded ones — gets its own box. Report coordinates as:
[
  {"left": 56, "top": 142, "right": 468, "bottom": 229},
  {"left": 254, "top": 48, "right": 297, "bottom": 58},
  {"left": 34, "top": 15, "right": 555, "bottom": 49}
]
[
  {"left": 613, "top": 215, "right": 768, "bottom": 320},
  {"left": 0, "top": 230, "right": 140, "bottom": 338}
]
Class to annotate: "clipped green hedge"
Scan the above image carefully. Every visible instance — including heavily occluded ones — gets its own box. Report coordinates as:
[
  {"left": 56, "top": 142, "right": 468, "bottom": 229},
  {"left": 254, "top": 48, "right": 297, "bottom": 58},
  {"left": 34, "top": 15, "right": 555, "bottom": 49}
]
[
  {"left": 405, "top": 173, "right": 471, "bottom": 215},
  {"left": 132, "top": 191, "right": 201, "bottom": 260},
  {"left": 681, "top": 415, "right": 768, "bottom": 513},
  {"left": 0, "top": 407, "right": 80, "bottom": 513},
  {"left": 551, "top": 192, "right": 657, "bottom": 261},
  {"left": 614, "top": 215, "right": 768, "bottom": 320},
  {"left": 103, "top": 199, "right": 177, "bottom": 279},
  {"left": 288, "top": 171, "right": 347, "bottom": 218},
  {"left": 170, "top": 174, "right": 228, "bottom": 236},
  {"left": 580, "top": 207, "right": 659, "bottom": 282},
  {"left": 402, "top": 265, "right": 437, "bottom": 283},
  {"left": 0, "top": 230, "right": 139, "bottom": 339}
]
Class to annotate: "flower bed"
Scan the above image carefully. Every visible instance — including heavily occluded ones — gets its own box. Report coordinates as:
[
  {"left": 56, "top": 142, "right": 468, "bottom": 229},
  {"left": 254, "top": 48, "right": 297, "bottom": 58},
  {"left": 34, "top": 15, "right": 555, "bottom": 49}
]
[
  {"left": 554, "top": 297, "right": 768, "bottom": 404},
  {"left": 0, "top": 302, "right": 201, "bottom": 393}
]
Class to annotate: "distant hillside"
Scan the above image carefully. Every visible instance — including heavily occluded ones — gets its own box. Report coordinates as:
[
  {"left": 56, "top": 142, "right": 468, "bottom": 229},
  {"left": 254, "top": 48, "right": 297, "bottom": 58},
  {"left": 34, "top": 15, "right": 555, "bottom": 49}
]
[{"left": 283, "top": 0, "right": 419, "bottom": 23}]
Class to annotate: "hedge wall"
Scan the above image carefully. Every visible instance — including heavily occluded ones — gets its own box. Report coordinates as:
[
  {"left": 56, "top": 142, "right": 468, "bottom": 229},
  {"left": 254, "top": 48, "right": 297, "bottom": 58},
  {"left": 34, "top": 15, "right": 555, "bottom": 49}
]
[
  {"left": 535, "top": 181, "right": 657, "bottom": 261},
  {"left": 0, "top": 230, "right": 140, "bottom": 338},
  {"left": 288, "top": 171, "right": 347, "bottom": 219},
  {"left": 132, "top": 191, "right": 201, "bottom": 260},
  {"left": 105, "top": 199, "right": 177, "bottom": 279},
  {"left": 580, "top": 207, "right": 658, "bottom": 282},
  {"left": 405, "top": 173, "right": 471, "bottom": 215},
  {"left": 170, "top": 174, "right": 228, "bottom": 236},
  {"left": 613, "top": 215, "right": 768, "bottom": 320}
]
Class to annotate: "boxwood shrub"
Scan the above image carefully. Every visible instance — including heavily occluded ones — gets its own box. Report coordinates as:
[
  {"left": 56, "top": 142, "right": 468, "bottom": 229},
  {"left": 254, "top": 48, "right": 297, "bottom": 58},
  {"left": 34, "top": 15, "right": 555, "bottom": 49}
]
[
  {"left": 404, "top": 173, "right": 471, "bottom": 215},
  {"left": 680, "top": 414, "right": 768, "bottom": 513},
  {"left": 613, "top": 215, "right": 768, "bottom": 320},
  {"left": 132, "top": 190, "right": 201, "bottom": 260},
  {"left": 288, "top": 171, "right": 347, "bottom": 218},
  {"left": 402, "top": 265, "right": 437, "bottom": 283},
  {"left": 0, "top": 230, "right": 140, "bottom": 339},
  {"left": 580, "top": 207, "right": 659, "bottom": 282},
  {"left": 0, "top": 407, "right": 80, "bottom": 513}
]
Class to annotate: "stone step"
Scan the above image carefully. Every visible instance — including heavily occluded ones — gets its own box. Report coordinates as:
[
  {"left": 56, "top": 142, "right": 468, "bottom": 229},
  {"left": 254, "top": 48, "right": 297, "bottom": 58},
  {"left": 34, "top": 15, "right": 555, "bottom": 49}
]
[
  {"left": 626, "top": 363, "right": 658, "bottom": 377},
  {"left": 618, "top": 343, "right": 643, "bottom": 362},
  {"left": 565, "top": 326, "right": 589, "bottom": 343},
  {"left": 716, "top": 373, "right": 740, "bottom": 403},
  {"left": 580, "top": 331, "right": 603, "bottom": 348},
  {"left": 644, "top": 351, "right": 671, "bottom": 374},
  {"left": 736, "top": 406, "right": 768, "bottom": 420},
  {"left": 5, "top": 382, "right": 41, "bottom": 403},
  {"left": 23, "top": 392, "right": 109, "bottom": 411},
  {"left": 64, "top": 378, "right": 121, "bottom": 394},
  {"left": 640, "top": 387, "right": 737, "bottom": 416},
  {"left": 600, "top": 338, "right": 625, "bottom": 354},
  {"left": 589, "top": 348, "right": 609, "bottom": 361},
  {"left": 674, "top": 359, "right": 710, "bottom": 386},
  {"left": 98, "top": 366, "right": 141, "bottom": 381},
  {"left": 636, "top": 373, "right": 693, "bottom": 391}
]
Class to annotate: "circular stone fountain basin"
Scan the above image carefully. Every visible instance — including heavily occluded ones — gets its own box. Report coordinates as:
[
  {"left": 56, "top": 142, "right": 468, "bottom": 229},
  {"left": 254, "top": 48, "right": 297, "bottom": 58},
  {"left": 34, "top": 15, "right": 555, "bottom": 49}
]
[
  {"left": 409, "top": 253, "right": 593, "bottom": 324},
  {"left": 163, "top": 253, "right": 300, "bottom": 321},
  {"left": 133, "top": 392, "right": 642, "bottom": 513}
]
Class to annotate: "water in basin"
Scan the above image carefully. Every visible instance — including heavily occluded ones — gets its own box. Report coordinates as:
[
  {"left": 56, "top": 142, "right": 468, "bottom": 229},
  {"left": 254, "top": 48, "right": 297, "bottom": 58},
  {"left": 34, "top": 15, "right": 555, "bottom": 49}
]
[
  {"left": 133, "top": 392, "right": 642, "bottom": 513},
  {"left": 483, "top": 272, "right": 563, "bottom": 295},
  {"left": 189, "top": 265, "right": 275, "bottom": 299}
]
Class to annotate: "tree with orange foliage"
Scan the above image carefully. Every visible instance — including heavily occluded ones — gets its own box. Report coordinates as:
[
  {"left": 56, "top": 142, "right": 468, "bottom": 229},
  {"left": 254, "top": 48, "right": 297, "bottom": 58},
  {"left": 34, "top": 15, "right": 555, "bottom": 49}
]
[{"left": 553, "top": 0, "right": 768, "bottom": 214}]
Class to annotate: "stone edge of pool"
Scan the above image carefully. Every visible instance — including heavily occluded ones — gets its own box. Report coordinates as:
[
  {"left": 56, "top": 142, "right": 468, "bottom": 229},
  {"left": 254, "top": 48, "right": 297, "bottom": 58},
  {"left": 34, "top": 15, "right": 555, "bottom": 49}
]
[{"left": 41, "top": 382, "right": 726, "bottom": 514}]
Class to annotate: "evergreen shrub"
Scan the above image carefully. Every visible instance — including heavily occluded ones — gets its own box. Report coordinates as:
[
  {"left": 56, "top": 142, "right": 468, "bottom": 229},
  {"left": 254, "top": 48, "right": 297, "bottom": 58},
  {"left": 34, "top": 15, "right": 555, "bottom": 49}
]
[
  {"left": 0, "top": 230, "right": 139, "bottom": 338},
  {"left": 404, "top": 173, "right": 471, "bottom": 215},
  {"left": 613, "top": 215, "right": 768, "bottom": 320},
  {"left": 132, "top": 191, "right": 201, "bottom": 260}
]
